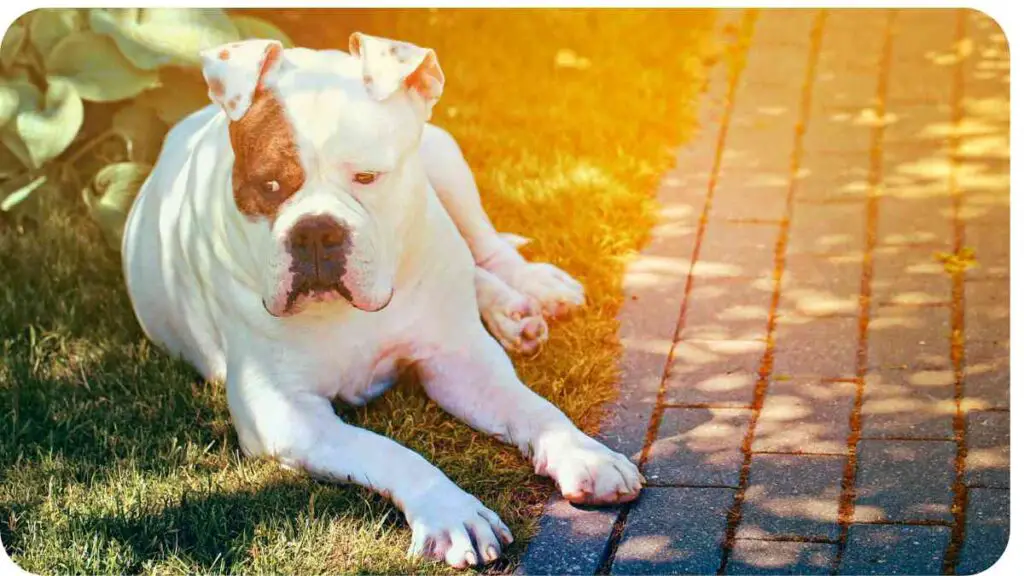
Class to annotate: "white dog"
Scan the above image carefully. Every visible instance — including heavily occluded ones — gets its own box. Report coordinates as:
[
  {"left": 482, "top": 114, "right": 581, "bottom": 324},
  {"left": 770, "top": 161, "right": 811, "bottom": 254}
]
[{"left": 121, "top": 34, "right": 642, "bottom": 568}]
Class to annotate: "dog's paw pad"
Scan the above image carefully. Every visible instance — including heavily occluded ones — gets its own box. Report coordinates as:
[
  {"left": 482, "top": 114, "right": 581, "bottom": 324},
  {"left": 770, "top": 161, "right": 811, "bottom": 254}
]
[
  {"left": 477, "top": 272, "right": 549, "bottom": 354},
  {"left": 502, "top": 262, "right": 585, "bottom": 320},
  {"left": 406, "top": 491, "right": 512, "bottom": 569},
  {"left": 543, "top": 437, "right": 643, "bottom": 505}
]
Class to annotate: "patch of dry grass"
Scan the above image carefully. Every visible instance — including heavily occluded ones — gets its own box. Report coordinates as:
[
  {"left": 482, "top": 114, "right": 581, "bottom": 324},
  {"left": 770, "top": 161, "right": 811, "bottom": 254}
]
[{"left": 0, "top": 8, "right": 715, "bottom": 573}]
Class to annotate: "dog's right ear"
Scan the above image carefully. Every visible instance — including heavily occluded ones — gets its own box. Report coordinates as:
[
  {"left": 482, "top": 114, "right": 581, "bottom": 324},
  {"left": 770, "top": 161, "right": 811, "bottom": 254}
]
[
  {"left": 200, "top": 39, "right": 284, "bottom": 121},
  {"left": 349, "top": 32, "right": 444, "bottom": 118}
]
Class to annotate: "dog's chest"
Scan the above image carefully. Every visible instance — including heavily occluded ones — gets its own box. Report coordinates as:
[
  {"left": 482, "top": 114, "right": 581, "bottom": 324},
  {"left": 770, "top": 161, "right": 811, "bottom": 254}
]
[{"left": 313, "top": 332, "right": 421, "bottom": 403}]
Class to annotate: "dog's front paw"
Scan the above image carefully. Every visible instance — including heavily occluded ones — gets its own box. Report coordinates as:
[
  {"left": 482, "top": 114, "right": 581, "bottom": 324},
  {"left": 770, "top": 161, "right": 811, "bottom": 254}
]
[
  {"left": 404, "top": 488, "right": 513, "bottom": 569},
  {"left": 500, "top": 261, "right": 585, "bottom": 319},
  {"left": 476, "top": 268, "right": 549, "bottom": 354},
  {"left": 538, "top": 433, "right": 644, "bottom": 505}
]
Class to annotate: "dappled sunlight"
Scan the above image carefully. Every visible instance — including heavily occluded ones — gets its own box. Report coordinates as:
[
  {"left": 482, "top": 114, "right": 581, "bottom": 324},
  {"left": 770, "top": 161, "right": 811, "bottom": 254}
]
[
  {"left": 670, "top": 339, "right": 766, "bottom": 382},
  {"left": 731, "top": 539, "right": 835, "bottom": 570},
  {"left": 620, "top": 337, "right": 676, "bottom": 356},
  {"left": 755, "top": 379, "right": 856, "bottom": 454},
  {"left": 746, "top": 491, "right": 842, "bottom": 524},
  {"left": 647, "top": 408, "right": 749, "bottom": 475},
  {"left": 615, "top": 534, "right": 674, "bottom": 561},
  {"left": 622, "top": 254, "right": 694, "bottom": 290}
]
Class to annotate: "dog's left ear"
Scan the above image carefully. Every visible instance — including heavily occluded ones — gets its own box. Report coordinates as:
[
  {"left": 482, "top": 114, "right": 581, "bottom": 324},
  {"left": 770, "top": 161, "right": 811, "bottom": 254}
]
[
  {"left": 349, "top": 32, "right": 445, "bottom": 118},
  {"left": 200, "top": 39, "right": 284, "bottom": 121}
]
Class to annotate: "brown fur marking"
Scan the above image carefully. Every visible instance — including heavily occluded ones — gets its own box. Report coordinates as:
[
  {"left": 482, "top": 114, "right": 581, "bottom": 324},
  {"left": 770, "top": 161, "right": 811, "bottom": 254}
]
[
  {"left": 228, "top": 87, "right": 304, "bottom": 220},
  {"left": 209, "top": 78, "right": 225, "bottom": 98}
]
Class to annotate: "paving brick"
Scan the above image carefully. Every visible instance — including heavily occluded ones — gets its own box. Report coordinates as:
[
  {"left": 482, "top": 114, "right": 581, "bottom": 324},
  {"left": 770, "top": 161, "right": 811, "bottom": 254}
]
[
  {"left": 876, "top": 196, "right": 954, "bottom": 254},
  {"left": 884, "top": 110, "right": 956, "bottom": 168},
  {"left": 753, "top": 9, "right": 818, "bottom": 45},
  {"left": 812, "top": 68, "right": 878, "bottom": 111},
  {"left": 964, "top": 411, "right": 1009, "bottom": 488},
  {"left": 772, "top": 316, "right": 860, "bottom": 378},
  {"left": 827, "top": 9, "right": 889, "bottom": 33},
  {"left": 852, "top": 439, "right": 956, "bottom": 522},
  {"left": 879, "top": 158, "right": 952, "bottom": 202},
  {"left": 956, "top": 488, "right": 1010, "bottom": 574},
  {"left": 871, "top": 246, "right": 952, "bottom": 306},
  {"left": 742, "top": 42, "right": 812, "bottom": 89},
  {"left": 666, "top": 339, "right": 765, "bottom": 406},
  {"left": 728, "top": 540, "right": 837, "bottom": 575},
  {"left": 720, "top": 99, "right": 796, "bottom": 169},
  {"left": 787, "top": 201, "right": 866, "bottom": 257},
  {"left": 839, "top": 524, "right": 950, "bottom": 575},
  {"left": 611, "top": 487, "right": 734, "bottom": 575},
  {"left": 963, "top": 279, "right": 1009, "bottom": 411},
  {"left": 887, "top": 54, "right": 955, "bottom": 104},
  {"left": 698, "top": 221, "right": 779, "bottom": 280},
  {"left": 731, "top": 97, "right": 800, "bottom": 137},
  {"left": 645, "top": 408, "right": 750, "bottom": 486},
  {"left": 891, "top": 9, "right": 956, "bottom": 56},
  {"left": 779, "top": 254, "right": 862, "bottom": 319},
  {"left": 818, "top": 18, "right": 887, "bottom": 71},
  {"left": 754, "top": 378, "right": 856, "bottom": 455},
  {"left": 794, "top": 152, "right": 873, "bottom": 203},
  {"left": 517, "top": 496, "right": 618, "bottom": 575},
  {"left": 876, "top": 160, "right": 955, "bottom": 250},
  {"left": 736, "top": 454, "right": 845, "bottom": 540},
  {"left": 804, "top": 108, "right": 877, "bottom": 154},
  {"left": 861, "top": 369, "right": 955, "bottom": 439},
  {"left": 712, "top": 167, "right": 791, "bottom": 221},
  {"left": 963, "top": 280, "right": 1009, "bottom": 362},
  {"left": 680, "top": 276, "right": 775, "bottom": 342},
  {"left": 867, "top": 305, "right": 952, "bottom": 370},
  {"left": 959, "top": 160, "right": 1010, "bottom": 209},
  {"left": 962, "top": 189, "right": 1010, "bottom": 283}
]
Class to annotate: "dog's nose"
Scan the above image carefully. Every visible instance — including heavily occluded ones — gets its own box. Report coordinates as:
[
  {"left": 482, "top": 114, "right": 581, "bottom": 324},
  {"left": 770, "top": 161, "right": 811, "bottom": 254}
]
[{"left": 287, "top": 216, "right": 350, "bottom": 267}]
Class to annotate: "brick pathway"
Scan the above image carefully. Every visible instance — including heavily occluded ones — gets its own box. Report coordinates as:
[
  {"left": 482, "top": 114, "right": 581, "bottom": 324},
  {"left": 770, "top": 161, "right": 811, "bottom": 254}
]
[{"left": 521, "top": 8, "right": 1009, "bottom": 575}]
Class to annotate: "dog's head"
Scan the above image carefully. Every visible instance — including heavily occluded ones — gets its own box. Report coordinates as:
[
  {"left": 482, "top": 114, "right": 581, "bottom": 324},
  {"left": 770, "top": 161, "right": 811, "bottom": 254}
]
[{"left": 200, "top": 34, "right": 444, "bottom": 317}]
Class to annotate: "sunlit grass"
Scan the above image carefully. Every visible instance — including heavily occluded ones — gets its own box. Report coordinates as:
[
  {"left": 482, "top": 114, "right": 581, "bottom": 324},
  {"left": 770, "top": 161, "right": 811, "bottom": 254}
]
[{"left": 1, "top": 8, "right": 716, "bottom": 573}]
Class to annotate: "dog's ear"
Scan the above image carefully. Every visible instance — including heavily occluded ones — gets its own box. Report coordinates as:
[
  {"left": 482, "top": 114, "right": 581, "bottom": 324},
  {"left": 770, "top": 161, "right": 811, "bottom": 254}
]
[
  {"left": 200, "top": 39, "right": 284, "bottom": 121},
  {"left": 349, "top": 32, "right": 444, "bottom": 117}
]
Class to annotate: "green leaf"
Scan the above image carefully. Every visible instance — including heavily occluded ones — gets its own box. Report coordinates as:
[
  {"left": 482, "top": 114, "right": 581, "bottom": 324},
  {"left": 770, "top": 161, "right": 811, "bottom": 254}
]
[
  {"left": 46, "top": 31, "right": 160, "bottom": 103},
  {"left": 0, "top": 79, "right": 39, "bottom": 167},
  {"left": 136, "top": 66, "right": 211, "bottom": 124},
  {"left": 83, "top": 161, "right": 151, "bottom": 249},
  {"left": 112, "top": 103, "right": 167, "bottom": 163},
  {"left": 0, "top": 83, "right": 19, "bottom": 128},
  {"left": 0, "top": 77, "right": 83, "bottom": 169},
  {"left": 89, "top": 8, "right": 240, "bottom": 70},
  {"left": 28, "top": 8, "right": 86, "bottom": 59},
  {"left": 0, "top": 21, "right": 27, "bottom": 69},
  {"left": 0, "top": 174, "right": 48, "bottom": 212},
  {"left": 231, "top": 15, "right": 294, "bottom": 47}
]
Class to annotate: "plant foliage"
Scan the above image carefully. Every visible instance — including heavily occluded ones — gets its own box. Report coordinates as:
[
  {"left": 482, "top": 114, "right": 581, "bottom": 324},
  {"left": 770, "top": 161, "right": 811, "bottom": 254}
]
[{"left": 0, "top": 8, "right": 292, "bottom": 246}]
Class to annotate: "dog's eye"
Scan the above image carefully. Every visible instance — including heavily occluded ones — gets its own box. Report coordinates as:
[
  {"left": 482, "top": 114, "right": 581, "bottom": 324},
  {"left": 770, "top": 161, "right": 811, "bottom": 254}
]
[
  {"left": 353, "top": 172, "right": 379, "bottom": 185},
  {"left": 261, "top": 180, "right": 281, "bottom": 195}
]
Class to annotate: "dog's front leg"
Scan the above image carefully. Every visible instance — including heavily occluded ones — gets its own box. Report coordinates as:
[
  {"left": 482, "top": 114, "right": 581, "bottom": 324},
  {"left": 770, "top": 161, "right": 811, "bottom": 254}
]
[
  {"left": 420, "top": 125, "right": 585, "bottom": 318},
  {"left": 225, "top": 362, "right": 512, "bottom": 568},
  {"left": 418, "top": 330, "right": 643, "bottom": 505}
]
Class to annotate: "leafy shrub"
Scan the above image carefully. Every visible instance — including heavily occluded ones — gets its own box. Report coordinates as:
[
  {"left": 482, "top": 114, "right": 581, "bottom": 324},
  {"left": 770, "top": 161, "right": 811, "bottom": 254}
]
[{"left": 0, "top": 8, "right": 292, "bottom": 246}]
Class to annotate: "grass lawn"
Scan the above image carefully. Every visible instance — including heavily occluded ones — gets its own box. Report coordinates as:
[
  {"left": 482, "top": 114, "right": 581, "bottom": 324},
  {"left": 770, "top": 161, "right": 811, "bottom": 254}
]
[{"left": 1, "top": 9, "right": 716, "bottom": 574}]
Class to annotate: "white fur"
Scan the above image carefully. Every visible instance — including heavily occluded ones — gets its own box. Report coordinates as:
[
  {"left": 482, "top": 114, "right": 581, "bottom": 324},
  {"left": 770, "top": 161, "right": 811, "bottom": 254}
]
[{"left": 122, "top": 36, "right": 638, "bottom": 569}]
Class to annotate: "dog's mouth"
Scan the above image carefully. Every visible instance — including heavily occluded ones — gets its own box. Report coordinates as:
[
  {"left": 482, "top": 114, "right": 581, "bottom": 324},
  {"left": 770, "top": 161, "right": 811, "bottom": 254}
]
[{"left": 264, "top": 282, "right": 394, "bottom": 317}]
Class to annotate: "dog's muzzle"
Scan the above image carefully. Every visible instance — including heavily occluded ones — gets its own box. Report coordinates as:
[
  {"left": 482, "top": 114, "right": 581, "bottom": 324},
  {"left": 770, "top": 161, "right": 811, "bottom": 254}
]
[{"left": 285, "top": 215, "right": 354, "bottom": 308}]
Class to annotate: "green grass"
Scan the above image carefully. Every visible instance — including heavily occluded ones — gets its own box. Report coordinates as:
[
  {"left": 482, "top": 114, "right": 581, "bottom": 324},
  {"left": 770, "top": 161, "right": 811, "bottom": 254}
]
[{"left": 1, "top": 9, "right": 716, "bottom": 574}]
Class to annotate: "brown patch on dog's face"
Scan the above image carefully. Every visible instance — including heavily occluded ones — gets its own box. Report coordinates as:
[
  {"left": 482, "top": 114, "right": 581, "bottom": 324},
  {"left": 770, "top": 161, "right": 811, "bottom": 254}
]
[{"left": 228, "top": 89, "right": 305, "bottom": 220}]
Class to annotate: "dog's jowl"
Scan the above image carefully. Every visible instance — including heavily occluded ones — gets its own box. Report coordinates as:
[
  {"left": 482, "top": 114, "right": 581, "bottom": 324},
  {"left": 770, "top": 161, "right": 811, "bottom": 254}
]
[{"left": 121, "top": 33, "right": 641, "bottom": 568}]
